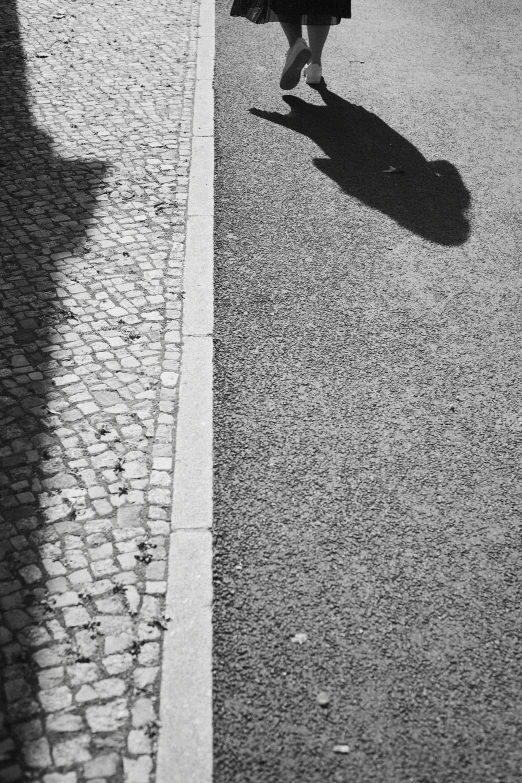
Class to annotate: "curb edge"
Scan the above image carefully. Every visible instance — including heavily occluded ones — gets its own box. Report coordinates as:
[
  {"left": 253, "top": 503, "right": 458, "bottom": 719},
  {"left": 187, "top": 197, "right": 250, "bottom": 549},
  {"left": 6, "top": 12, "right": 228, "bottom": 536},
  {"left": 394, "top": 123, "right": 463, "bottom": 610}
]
[{"left": 156, "top": 0, "right": 214, "bottom": 779}]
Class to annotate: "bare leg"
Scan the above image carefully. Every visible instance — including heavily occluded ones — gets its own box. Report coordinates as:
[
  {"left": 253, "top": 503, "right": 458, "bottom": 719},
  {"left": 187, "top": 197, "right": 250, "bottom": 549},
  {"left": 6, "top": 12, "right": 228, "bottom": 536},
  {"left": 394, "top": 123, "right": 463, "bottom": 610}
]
[
  {"left": 280, "top": 22, "right": 303, "bottom": 48},
  {"left": 307, "top": 24, "right": 330, "bottom": 65}
]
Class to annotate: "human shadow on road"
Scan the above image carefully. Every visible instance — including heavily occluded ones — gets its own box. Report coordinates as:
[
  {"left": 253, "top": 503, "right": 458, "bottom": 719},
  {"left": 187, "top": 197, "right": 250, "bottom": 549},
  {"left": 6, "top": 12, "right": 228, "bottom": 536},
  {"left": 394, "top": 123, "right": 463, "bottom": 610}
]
[
  {"left": 251, "top": 83, "right": 470, "bottom": 246},
  {"left": 0, "top": 0, "right": 106, "bottom": 777}
]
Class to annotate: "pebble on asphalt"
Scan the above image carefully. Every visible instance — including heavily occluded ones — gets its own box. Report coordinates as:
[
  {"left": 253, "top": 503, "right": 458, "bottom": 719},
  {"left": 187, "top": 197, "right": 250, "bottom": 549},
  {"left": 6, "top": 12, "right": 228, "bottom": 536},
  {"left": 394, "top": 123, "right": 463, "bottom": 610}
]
[
  {"left": 316, "top": 691, "right": 330, "bottom": 708},
  {"left": 290, "top": 632, "right": 308, "bottom": 645}
]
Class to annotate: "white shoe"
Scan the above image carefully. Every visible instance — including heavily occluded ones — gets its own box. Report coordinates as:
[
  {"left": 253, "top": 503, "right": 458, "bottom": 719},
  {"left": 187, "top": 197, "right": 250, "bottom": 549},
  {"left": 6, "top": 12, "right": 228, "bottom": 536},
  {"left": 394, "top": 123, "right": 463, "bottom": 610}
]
[
  {"left": 305, "top": 63, "right": 322, "bottom": 84},
  {"left": 280, "top": 38, "right": 311, "bottom": 90}
]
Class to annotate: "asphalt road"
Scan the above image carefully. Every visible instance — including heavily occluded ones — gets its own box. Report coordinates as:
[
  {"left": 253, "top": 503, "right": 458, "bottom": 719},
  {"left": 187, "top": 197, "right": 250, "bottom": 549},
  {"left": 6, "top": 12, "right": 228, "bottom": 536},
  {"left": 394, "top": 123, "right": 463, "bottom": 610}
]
[{"left": 213, "top": 0, "right": 522, "bottom": 780}]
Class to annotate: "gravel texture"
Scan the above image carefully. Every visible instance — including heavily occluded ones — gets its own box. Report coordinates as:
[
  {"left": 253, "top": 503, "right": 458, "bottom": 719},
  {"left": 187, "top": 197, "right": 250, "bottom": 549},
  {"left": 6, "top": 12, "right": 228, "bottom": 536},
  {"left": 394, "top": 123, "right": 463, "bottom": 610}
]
[
  {"left": 213, "top": 0, "right": 522, "bottom": 781},
  {"left": 0, "top": 0, "right": 199, "bottom": 780}
]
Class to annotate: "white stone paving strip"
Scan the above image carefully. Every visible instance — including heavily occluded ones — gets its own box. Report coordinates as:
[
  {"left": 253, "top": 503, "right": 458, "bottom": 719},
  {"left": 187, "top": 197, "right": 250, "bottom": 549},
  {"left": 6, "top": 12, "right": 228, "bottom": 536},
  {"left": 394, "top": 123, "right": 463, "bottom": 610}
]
[{"left": 156, "top": 0, "right": 215, "bottom": 780}]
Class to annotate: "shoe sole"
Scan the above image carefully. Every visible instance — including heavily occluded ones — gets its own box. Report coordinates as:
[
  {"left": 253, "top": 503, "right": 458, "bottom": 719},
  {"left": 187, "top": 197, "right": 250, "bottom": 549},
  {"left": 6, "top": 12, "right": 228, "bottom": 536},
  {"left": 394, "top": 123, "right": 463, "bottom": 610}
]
[{"left": 280, "top": 47, "right": 311, "bottom": 90}]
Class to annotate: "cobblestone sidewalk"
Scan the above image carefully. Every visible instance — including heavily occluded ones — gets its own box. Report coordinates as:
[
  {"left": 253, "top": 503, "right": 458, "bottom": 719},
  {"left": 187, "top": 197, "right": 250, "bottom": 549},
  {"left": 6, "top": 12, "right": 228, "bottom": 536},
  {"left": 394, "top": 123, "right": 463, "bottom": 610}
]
[{"left": 0, "top": 0, "right": 199, "bottom": 779}]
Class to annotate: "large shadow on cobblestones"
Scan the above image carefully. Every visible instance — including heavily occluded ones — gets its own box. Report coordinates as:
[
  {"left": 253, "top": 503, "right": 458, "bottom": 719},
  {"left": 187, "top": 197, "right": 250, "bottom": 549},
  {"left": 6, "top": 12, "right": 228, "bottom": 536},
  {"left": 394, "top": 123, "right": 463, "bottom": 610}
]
[{"left": 0, "top": 2, "right": 106, "bottom": 777}]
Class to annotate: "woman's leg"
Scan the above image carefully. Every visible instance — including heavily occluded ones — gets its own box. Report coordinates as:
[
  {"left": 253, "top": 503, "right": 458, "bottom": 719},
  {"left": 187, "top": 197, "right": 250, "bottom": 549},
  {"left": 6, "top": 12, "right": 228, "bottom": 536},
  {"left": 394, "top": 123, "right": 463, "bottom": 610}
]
[
  {"left": 279, "top": 20, "right": 310, "bottom": 89},
  {"left": 307, "top": 25, "right": 330, "bottom": 64},
  {"left": 280, "top": 22, "right": 303, "bottom": 47}
]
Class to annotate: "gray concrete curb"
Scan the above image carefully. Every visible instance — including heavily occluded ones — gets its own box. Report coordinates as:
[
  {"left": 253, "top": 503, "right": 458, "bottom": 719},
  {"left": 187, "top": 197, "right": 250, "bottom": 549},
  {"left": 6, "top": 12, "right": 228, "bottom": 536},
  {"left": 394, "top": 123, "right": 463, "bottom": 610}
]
[{"left": 156, "top": 0, "right": 214, "bottom": 780}]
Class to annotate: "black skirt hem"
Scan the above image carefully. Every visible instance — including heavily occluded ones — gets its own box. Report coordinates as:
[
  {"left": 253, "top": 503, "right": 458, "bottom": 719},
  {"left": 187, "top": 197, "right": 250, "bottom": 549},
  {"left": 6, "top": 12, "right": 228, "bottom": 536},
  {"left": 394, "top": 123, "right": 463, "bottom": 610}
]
[{"left": 230, "top": 0, "right": 351, "bottom": 25}]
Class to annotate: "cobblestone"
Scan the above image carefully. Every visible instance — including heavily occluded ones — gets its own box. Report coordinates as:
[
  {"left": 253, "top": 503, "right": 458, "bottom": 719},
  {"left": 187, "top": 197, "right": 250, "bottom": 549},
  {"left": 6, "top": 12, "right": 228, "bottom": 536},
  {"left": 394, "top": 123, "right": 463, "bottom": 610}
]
[
  {"left": 46, "top": 714, "right": 85, "bottom": 734},
  {"left": 0, "top": 0, "right": 199, "bottom": 778},
  {"left": 85, "top": 700, "right": 129, "bottom": 733},
  {"left": 52, "top": 735, "right": 92, "bottom": 767},
  {"left": 83, "top": 752, "right": 119, "bottom": 779},
  {"left": 22, "top": 737, "right": 52, "bottom": 769},
  {"left": 44, "top": 775, "right": 77, "bottom": 783}
]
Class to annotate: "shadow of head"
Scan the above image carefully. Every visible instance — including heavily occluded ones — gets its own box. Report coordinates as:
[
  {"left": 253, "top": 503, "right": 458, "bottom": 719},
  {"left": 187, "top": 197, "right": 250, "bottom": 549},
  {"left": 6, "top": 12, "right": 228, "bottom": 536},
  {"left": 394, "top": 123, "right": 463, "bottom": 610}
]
[
  {"left": 1, "top": 0, "right": 108, "bottom": 344},
  {"left": 251, "top": 85, "right": 471, "bottom": 246}
]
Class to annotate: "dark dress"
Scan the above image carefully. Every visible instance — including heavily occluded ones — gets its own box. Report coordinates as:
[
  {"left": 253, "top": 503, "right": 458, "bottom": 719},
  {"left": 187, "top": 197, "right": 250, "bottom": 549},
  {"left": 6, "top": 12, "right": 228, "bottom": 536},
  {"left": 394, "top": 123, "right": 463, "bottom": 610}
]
[{"left": 230, "top": 0, "right": 351, "bottom": 25}]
